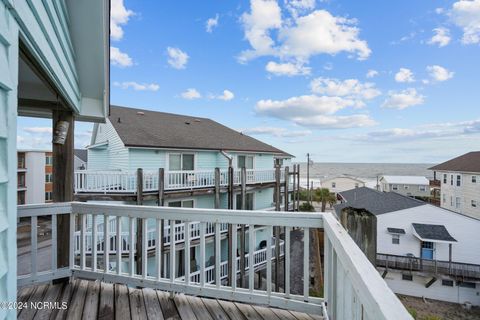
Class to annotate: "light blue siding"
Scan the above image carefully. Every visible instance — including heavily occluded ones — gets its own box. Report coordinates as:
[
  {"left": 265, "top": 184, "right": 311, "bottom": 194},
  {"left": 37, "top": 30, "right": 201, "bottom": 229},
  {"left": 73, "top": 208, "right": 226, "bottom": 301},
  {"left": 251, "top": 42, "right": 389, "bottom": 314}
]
[
  {"left": 196, "top": 152, "right": 218, "bottom": 170},
  {"left": 129, "top": 149, "right": 166, "bottom": 170},
  {"left": 254, "top": 188, "right": 274, "bottom": 210},
  {"left": 90, "top": 120, "right": 129, "bottom": 170},
  {"left": 87, "top": 149, "right": 109, "bottom": 170}
]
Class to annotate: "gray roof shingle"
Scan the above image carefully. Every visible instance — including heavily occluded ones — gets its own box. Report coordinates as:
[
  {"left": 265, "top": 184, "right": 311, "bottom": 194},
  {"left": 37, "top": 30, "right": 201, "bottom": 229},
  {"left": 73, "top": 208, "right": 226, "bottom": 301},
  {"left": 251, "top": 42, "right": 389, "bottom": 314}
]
[
  {"left": 108, "top": 105, "right": 291, "bottom": 156},
  {"left": 412, "top": 223, "right": 457, "bottom": 242},
  {"left": 334, "top": 187, "right": 426, "bottom": 216},
  {"left": 74, "top": 149, "right": 88, "bottom": 162},
  {"left": 429, "top": 151, "right": 480, "bottom": 173}
]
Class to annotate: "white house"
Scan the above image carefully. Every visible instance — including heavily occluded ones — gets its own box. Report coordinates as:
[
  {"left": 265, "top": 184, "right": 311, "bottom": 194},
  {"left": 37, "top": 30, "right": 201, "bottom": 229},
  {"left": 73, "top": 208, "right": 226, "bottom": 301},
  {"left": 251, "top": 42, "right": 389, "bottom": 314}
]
[
  {"left": 321, "top": 175, "right": 366, "bottom": 194},
  {"left": 430, "top": 151, "right": 480, "bottom": 219},
  {"left": 17, "top": 150, "right": 53, "bottom": 205},
  {"left": 336, "top": 187, "right": 480, "bottom": 306},
  {"left": 379, "top": 175, "right": 430, "bottom": 198}
]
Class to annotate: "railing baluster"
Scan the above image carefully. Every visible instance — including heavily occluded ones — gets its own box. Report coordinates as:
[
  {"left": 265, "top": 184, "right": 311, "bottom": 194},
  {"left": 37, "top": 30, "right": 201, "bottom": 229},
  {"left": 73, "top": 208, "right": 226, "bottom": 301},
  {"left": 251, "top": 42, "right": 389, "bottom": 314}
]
[
  {"left": 51, "top": 214, "right": 57, "bottom": 271},
  {"left": 266, "top": 225, "right": 272, "bottom": 296},
  {"left": 92, "top": 214, "right": 98, "bottom": 272},
  {"left": 215, "top": 222, "right": 221, "bottom": 288},
  {"left": 81, "top": 214, "right": 86, "bottom": 270},
  {"left": 156, "top": 218, "right": 162, "bottom": 280},
  {"left": 185, "top": 222, "right": 190, "bottom": 285},
  {"left": 31, "top": 216, "right": 38, "bottom": 278},
  {"left": 142, "top": 218, "right": 148, "bottom": 278},
  {"left": 104, "top": 214, "right": 110, "bottom": 273},
  {"left": 170, "top": 219, "right": 176, "bottom": 282},
  {"left": 304, "top": 227, "right": 310, "bottom": 302},
  {"left": 285, "top": 226, "right": 291, "bottom": 298},
  {"left": 231, "top": 223, "right": 237, "bottom": 291},
  {"left": 200, "top": 221, "right": 206, "bottom": 287},
  {"left": 249, "top": 224, "right": 255, "bottom": 292},
  {"left": 70, "top": 213, "right": 75, "bottom": 269},
  {"left": 129, "top": 217, "right": 135, "bottom": 276},
  {"left": 117, "top": 216, "right": 122, "bottom": 275}
]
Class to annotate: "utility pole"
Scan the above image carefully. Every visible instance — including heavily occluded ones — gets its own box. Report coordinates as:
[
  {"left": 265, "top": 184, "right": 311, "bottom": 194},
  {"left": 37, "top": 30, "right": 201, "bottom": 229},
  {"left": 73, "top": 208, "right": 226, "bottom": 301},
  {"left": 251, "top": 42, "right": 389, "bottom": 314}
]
[{"left": 307, "top": 153, "right": 310, "bottom": 205}]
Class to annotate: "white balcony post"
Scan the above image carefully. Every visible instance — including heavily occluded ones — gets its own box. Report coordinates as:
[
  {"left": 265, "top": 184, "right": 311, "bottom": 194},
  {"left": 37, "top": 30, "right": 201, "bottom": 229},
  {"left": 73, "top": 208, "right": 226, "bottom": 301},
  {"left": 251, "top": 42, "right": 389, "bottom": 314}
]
[
  {"left": 92, "top": 214, "right": 98, "bottom": 272},
  {"left": 104, "top": 214, "right": 110, "bottom": 273},
  {"left": 215, "top": 222, "right": 221, "bottom": 288},
  {"left": 185, "top": 221, "right": 190, "bottom": 285},
  {"left": 116, "top": 216, "right": 122, "bottom": 275},
  {"left": 248, "top": 224, "right": 255, "bottom": 292},
  {"left": 200, "top": 222, "right": 206, "bottom": 287},
  {"left": 129, "top": 217, "right": 135, "bottom": 276},
  {"left": 156, "top": 218, "right": 162, "bottom": 280},
  {"left": 170, "top": 219, "right": 176, "bottom": 282},
  {"left": 304, "top": 227, "right": 310, "bottom": 302}
]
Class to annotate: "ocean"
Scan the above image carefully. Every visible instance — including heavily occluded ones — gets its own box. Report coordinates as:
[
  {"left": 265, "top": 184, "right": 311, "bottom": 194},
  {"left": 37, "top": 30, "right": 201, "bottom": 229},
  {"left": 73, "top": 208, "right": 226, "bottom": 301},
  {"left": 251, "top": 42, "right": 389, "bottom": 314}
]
[{"left": 296, "top": 162, "right": 436, "bottom": 181}]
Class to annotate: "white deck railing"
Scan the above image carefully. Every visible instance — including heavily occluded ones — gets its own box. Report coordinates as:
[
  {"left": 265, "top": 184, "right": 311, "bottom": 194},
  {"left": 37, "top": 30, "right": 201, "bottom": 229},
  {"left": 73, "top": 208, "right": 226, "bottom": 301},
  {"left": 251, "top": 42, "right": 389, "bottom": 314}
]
[
  {"left": 74, "top": 168, "right": 286, "bottom": 193},
  {"left": 17, "top": 202, "right": 412, "bottom": 319}
]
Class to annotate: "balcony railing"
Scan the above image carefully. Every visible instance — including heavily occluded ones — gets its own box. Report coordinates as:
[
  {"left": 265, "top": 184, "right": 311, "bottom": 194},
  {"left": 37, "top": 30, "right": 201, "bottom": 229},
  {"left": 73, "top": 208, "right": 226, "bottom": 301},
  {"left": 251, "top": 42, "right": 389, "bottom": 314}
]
[
  {"left": 17, "top": 202, "right": 412, "bottom": 319},
  {"left": 74, "top": 168, "right": 286, "bottom": 193},
  {"left": 377, "top": 253, "right": 480, "bottom": 280}
]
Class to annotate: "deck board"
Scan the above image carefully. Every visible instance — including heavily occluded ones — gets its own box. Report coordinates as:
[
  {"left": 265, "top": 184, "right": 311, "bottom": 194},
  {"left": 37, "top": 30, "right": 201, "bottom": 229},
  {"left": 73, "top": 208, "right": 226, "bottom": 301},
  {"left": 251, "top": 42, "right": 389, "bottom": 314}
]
[{"left": 18, "top": 279, "right": 324, "bottom": 320}]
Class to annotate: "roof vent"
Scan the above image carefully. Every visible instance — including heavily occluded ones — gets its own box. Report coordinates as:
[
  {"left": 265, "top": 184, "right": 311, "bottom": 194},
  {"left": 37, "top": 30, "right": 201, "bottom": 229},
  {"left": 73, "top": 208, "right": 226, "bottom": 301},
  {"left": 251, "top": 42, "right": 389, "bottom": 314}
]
[
  {"left": 137, "top": 111, "right": 145, "bottom": 116},
  {"left": 185, "top": 121, "right": 191, "bottom": 125},
  {"left": 117, "top": 117, "right": 121, "bottom": 123}
]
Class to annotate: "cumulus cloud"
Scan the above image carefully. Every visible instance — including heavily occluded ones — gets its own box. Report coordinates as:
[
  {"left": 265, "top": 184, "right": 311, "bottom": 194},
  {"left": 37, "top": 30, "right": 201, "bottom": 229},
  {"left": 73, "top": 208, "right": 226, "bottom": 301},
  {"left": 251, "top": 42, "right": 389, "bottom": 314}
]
[
  {"left": 239, "top": 1, "right": 370, "bottom": 64},
  {"left": 216, "top": 90, "right": 235, "bottom": 101},
  {"left": 451, "top": 0, "right": 480, "bottom": 44},
  {"left": 265, "top": 61, "right": 311, "bottom": 76},
  {"left": 310, "top": 77, "right": 381, "bottom": 101},
  {"left": 167, "top": 47, "right": 189, "bottom": 69},
  {"left": 426, "top": 65, "right": 454, "bottom": 82},
  {"left": 394, "top": 68, "right": 415, "bottom": 83},
  {"left": 114, "top": 81, "right": 160, "bottom": 91},
  {"left": 206, "top": 14, "right": 219, "bottom": 33},
  {"left": 366, "top": 69, "right": 378, "bottom": 78},
  {"left": 23, "top": 127, "right": 53, "bottom": 134},
  {"left": 110, "top": 47, "right": 133, "bottom": 67},
  {"left": 181, "top": 88, "right": 202, "bottom": 100},
  {"left": 382, "top": 88, "right": 425, "bottom": 110},
  {"left": 428, "top": 27, "right": 451, "bottom": 47},
  {"left": 241, "top": 126, "right": 312, "bottom": 137},
  {"left": 17, "top": 126, "right": 93, "bottom": 149},
  {"left": 111, "top": 0, "right": 134, "bottom": 41}
]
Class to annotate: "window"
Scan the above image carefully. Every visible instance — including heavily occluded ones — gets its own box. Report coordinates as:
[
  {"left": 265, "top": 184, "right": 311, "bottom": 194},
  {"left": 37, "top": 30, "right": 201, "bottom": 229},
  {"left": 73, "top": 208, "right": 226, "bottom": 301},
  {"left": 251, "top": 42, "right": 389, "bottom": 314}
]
[
  {"left": 168, "top": 200, "right": 194, "bottom": 208},
  {"left": 404, "top": 185, "right": 409, "bottom": 190},
  {"left": 391, "top": 234, "right": 400, "bottom": 245},
  {"left": 331, "top": 182, "right": 336, "bottom": 188},
  {"left": 237, "top": 155, "right": 254, "bottom": 169},
  {"left": 402, "top": 274, "right": 413, "bottom": 281},
  {"left": 17, "top": 173, "right": 25, "bottom": 188},
  {"left": 442, "top": 279, "right": 454, "bottom": 287},
  {"left": 455, "top": 197, "right": 461, "bottom": 209},
  {"left": 45, "top": 173, "right": 52, "bottom": 183},
  {"left": 392, "top": 185, "right": 398, "bottom": 191},
  {"left": 472, "top": 200, "right": 477, "bottom": 208},
  {"left": 17, "top": 191, "right": 25, "bottom": 205},
  {"left": 236, "top": 193, "right": 254, "bottom": 210},
  {"left": 168, "top": 153, "right": 195, "bottom": 171},
  {"left": 450, "top": 175, "right": 453, "bottom": 186},
  {"left": 355, "top": 183, "right": 359, "bottom": 188},
  {"left": 450, "top": 196, "right": 453, "bottom": 206},
  {"left": 472, "top": 176, "right": 477, "bottom": 183},
  {"left": 45, "top": 155, "right": 53, "bottom": 165},
  {"left": 275, "top": 158, "right": 284, "bottom": 167},
  {"left": 442, "top": 193, "right": 446, "bottom": 204},
  {"left": 458, "top": 281, "right": 476, "bottom": 289},
  {"left": 456, "top": 175, "right": 461, "bottom": 187},
  {"left": 419, "top": 185, "right": 426, "bottom": 192},
  {"left": 443, "top": 174, "right": 447, "bottom": 184},
  {"left": 45, "top": 191, "right": 52, "bottom": 201},
  {"left": 18, "top": 153, "right": 25, "bottom": 168}
]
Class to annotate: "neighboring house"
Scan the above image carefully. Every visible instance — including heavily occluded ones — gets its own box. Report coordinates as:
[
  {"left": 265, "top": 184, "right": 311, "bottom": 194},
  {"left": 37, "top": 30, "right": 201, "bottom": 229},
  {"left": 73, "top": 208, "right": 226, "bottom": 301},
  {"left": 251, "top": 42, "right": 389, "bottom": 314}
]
[
  {"left": 17, "top": 150, "right": 53, "bottom": 205},
  {"left": 379, "top": 175, "right": 430, "bottom": 198},
  {"left": 85, "top": 105, "right": 293, "bottom": 211},
  {"left": 321, "top": 175, "right": 365, "bottom": 194},
  {"left": 74, "top": 149, "right": 88, "bottom": 170},
  {"left": 336, "top": 187, "right": 480, "bottom": 306},
  {"left": 429, "top": 151, "right": 480, "bottom": 219}
]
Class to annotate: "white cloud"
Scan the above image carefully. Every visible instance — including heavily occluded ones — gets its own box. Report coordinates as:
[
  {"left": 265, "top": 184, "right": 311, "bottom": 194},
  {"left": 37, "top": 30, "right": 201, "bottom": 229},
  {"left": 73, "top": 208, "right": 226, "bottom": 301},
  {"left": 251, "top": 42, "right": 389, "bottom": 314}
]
[
  {"left": 241, "top": 126, "right": 312, "bottom": 137},
  {"left": 23, "top": 127, "right": 52, "bottom": 134},
  {"left": 285, "top": 0, "right": 316, "bottom": 17},
  {"left": 394, "top": 68, "right": 415, "bottom": 83},
  {"left": 216, "top": 90, "right": 235, "bottom": 101},
  {"left": 111, "top": 0, "right": 134, "bottom": 41},
  {"left": 451, "top": 0, "right": 480, "bottom": 44},
  {"left": 310, "top": 77, "right": 381, "bottom": 100},
  {"left": 366, "top": 69, "right": 378, "bottom": 78},
  {"left": 206, "top": 14, "right": 219, "bottom": 33},
  {"left": 167, "top": 47, "right": 189, "bottom": 69},
  {"left": 114, "top": 81, "right": 160, "bottom": 91},
  {"left": 382, "top": 88, "right": 425, "bottom": 110},
  {"left": 428, "top": 27, "right": 451, "bottom": 47},
  {"left": 181, "top": 88, "right": 202, "bottom": 100},
  {"left": 293, "top": 114, "right": 377, "bottom": 129},
  {"left": 110, "top": 47, "right": 133, "bottom": 67},
  {"left": 239, "top": 1, "right": 370, "bottom": 63},
  {"left": 426, "top": 65, "right": 454, "bottom": 82},
  {"left": 265, "top": 61, "right": 311, "bottom": 76}
]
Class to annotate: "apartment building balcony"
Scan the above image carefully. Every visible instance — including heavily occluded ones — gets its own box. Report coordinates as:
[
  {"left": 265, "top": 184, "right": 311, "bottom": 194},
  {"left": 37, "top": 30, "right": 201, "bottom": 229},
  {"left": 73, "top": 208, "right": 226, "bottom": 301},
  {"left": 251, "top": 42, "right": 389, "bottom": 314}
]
[
  {"left": 16, "top": 202, "right": 412, "bottom": 319},
  {"left": 377, "top": 253, "right": 480, "bottom": 281}
]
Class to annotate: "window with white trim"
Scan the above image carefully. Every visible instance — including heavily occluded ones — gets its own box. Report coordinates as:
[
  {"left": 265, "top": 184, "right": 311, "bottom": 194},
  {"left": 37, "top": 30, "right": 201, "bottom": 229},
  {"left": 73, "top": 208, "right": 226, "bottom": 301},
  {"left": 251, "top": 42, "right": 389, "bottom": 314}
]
[
  {"left": 455, "top": 197, "right": 461, "bottom": 209},
  {"left": 472, "top": 200, "right": 477, "bottom": 208},
  {"left": 237, "top": 155, "right": 254, "bottom": 169},
  {"left": 419, "top": 185, "right": 426, "bottom": 191},
  {"left": 392, "top": 185, "right": 398, "bottom": 191},
  {"left": 456, "top": 175, "right": 461, "bottom": 187},
  {"left": 472, "top": 176, "right": 477, "bottom": 183},
  {"left": 169, "top": 153, "right": 195, "bottom": 171},
  {"left": 442, "top": 193, "right": 446, "bottom": 204},
  {"left": 391, "top": 234, "right": 400, "bottom": 245},
  {"left": 443, "top": 174, "right": 447, "bottom": 184},
  {"left": 45, "top": 173, "right": 52, "bottom": 183},
  {"left": 450, "top": 175, "right": 453, "bottom": 185}
]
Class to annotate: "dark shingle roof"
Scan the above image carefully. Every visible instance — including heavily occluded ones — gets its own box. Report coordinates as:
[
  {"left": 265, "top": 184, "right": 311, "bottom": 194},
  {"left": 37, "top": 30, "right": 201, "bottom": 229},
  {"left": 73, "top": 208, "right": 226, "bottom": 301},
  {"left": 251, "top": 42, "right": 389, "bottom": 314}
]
[
  {"left": 412, "top": 223, "right": 457, "bottom": 242},
  {"left": 429, "top": 151, "right": 480, "bottom": 173},
  {"left": 74, "top": 149, "right": 88, "bottom": 162},
  {"left": 108, "top": 105, "right": 291, "bottom": 155},
  {"left": 387, "top": 228, "right": 405, "bottom": 234},
  {"left": 334, "top": 187, "right": 426, "bottom": 216}
]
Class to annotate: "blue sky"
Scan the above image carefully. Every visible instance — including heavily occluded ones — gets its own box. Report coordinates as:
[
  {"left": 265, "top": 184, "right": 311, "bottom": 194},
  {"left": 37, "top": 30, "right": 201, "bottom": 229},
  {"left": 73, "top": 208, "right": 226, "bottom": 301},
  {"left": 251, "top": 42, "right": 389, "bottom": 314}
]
[{"left": 18, "top": 0, "right": 480, "bottom": 163}]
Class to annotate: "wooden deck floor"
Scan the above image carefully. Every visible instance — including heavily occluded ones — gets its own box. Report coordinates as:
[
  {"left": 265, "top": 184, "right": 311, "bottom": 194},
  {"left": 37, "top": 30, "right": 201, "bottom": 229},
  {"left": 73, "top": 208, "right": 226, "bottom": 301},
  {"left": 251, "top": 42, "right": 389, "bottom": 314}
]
[{"left": 17, "top": 279, "right": 324, "bottom": 320}]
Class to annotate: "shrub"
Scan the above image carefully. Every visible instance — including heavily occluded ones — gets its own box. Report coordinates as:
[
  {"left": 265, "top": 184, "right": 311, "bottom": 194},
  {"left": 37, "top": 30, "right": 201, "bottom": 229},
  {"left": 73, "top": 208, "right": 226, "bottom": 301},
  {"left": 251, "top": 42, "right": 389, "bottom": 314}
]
[
  {"left": 407, "top": 307, "right": 417, "bottom": 319},
  {"left": 299, "top": 202, "right": 315, "bottom": 212}
]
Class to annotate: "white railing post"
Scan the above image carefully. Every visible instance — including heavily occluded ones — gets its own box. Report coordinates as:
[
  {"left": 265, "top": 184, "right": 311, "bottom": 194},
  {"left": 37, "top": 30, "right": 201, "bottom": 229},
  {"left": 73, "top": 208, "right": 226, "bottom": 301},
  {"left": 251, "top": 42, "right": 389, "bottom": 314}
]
[
  {"left": 92, "top": 214, "right": 98, "bottom": 272},
  {"left": 303, "top": 227, "right": 310, "bottom": 302},
  {"left": 142, "top": 218, "right": 148, "bottom": 278},
  {"left": 129, "top": 217, "right": 135, "bottom": 276},
  {"left": 248, "top": 224, "right": 255, "bottom": 292},
  {"left": 31, "top": 216, "right": 38, "bottom": 279},
  {"left": 231, "top": 224, "right": 237, "bottom": 291},
  {"left": 266, "top": 226, "right": 272, "bottom": 296},
  {"left": 185, "top": 222, "right": 190, "bottom": 286},
  {"left": 104, "top": 214, "right": 109, "bottom": 273},
  {"left": 170, "top": 219, "right": 176, "bottom": 283},
  {"left": 200, "top": 222, "right": 206, "bottom": 287},
  {"left": 215, "top": 222, "right": 221, "bottom": 288},
  {"left": 80, "top": 214, "right": 86, "bottom": 270},
  {"left": 285, "top": 226, "right": 291, "bottom": 299},
  {"left": 116, "top": 216, "right": 122, "bottom": 275},
  {"left": 156, "top": 218, "right": 162, "bottom": 280}
]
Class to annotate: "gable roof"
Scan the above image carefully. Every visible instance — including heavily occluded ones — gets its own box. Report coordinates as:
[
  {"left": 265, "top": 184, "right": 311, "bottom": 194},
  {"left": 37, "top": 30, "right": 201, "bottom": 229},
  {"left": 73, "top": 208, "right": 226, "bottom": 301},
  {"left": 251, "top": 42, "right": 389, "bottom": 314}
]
[
  {"left": 412, "top": 223, "right": 457, "bottom": 242},
  {"left": 380, "top": 175, "right": 429, "bottom": 185},
  {"left": 107, "top": 105, "right": 291, "bottom": 156},
  {"left": 334, "top": 187, "right": 426, "bottom": 216},
  {"left": 74, "top": 149, "right": 88, "bottom": 162},
  {"left": 322, "top": 175, "right": 366, "bottom": 184},
  {"left": 429, "top": 151, "right": 480, "bottom": 173}
]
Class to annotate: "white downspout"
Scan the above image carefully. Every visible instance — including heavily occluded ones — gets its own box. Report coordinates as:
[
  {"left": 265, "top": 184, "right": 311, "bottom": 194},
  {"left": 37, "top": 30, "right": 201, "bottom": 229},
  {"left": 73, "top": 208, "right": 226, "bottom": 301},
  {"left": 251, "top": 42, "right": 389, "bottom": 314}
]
[{"left": 220, "top": 150, "right": 233, "bottom": 167}]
